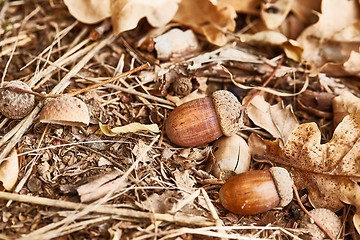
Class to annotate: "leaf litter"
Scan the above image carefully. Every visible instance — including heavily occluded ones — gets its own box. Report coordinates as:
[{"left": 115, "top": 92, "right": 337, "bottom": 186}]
[{"left": 1, "top": 0, "right": 360, "bottom": 239}]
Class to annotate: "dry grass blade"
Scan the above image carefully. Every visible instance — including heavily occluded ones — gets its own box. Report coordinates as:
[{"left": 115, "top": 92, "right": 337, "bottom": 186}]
[{"left": 0, "top": 181, "right": 214, "bottom": 227}]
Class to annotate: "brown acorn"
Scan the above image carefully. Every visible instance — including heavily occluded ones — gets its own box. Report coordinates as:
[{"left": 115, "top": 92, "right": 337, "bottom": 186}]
[
  {"left": 166, "top": 90, "right": 242, "bottom": 147},
  {"left": 219, "top": 167, "right": 293, "bottom": 215}
]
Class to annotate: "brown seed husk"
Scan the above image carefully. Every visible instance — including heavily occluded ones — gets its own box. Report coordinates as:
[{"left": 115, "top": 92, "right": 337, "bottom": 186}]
[
  {"left": 269, "top": 167, "right": 294, "bottom": 207},
  {"left": 212, "top": 90, "right": 242, "bottom": 136},
  {"left": 39, "top": 96, "right": 90, "bottom": 126},
  {"left": 0, "top": 81, "right": 35, "bottom": 119}
]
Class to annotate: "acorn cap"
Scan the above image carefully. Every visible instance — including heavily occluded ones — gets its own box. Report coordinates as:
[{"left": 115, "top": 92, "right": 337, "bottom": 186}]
[
  {"left": 300, "top": 208, "right": 341, "bottom": 240},
  {"left": 0, "top": 81, "right": 35, "bottom": 119},
  {"left": 269, "top": 167, "right": 293, "bottom": 207},
  {"left": 39, "top": 96, "right": 90, "bottom": 126},
  {"left": 212, "top": 90, "right": 242, "bottom": 136}
]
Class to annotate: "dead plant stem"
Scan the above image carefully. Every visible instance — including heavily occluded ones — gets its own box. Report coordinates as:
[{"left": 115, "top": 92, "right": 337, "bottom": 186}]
[
  {"left": 0, "top": 184, "right": 214, "bottom": 228},
  {"left": 292, "top": 184, "right": 336, "bottom": 240}
]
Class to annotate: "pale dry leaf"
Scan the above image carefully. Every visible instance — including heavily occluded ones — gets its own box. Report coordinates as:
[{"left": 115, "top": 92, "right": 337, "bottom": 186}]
[
  {"left": 247, "top": 95, "right": 299, "bottom": 144},
  {"left": 136, "top": 191, "right": 178, "bottom": 213},
  {"left": 64, "top": 0, "right": 111, "bottom": 24},
  {"left": 291, "top": 0, "right": 320, "bottom": 24},
  {"left": 278, "top": 14, "right": 306, "bottom": 40},
  {"left": 166, "top": 90, "right": 206, "bottom": 106},
  {"left": 333, "top": 91, "right": 360, "bottom": 127},
  {"left": 111, "top": 0, "right": 179, "bottom": 34},
  {"left": 132, "top": 140, "right": 152, "bottom": 164},
  {"left": 261, "top": 0, "right": 293, "bottom": 29},
  {"left": 173, "top": 0, "right": 236, "bottom": 46},
  {"left": 260, "top": 114, "right": 360, "bottom": 233},
  {"left": 173, "top": 169, "right": 195, "bottom": 191},
  {"left": 239, "top": 31, "right": 289, "bottom": 45},
  {"left": 0, "top": 148, "right": 19, "bottom": 190},
  {"left": 220, "top": 0, "right": 261, "bottom": 14},
  {"left": 99, "top": 122, "right": 160, "bottom": 136},
  {"left": 76, "top": 171, "right": 127, "bottom": 202},
  {"left": 64, "top": 0, "right": 178, "bottom": 34},
  {"left": 238, "top": 31, "right": 302, "bottom": 61},
  {"left": 297, "top": 0, "right": 360, "bottom": 74},
  {"left": 154, "top": 28, "right": 200, "bottom": 61},
  {"left": 343, "top": 50, "right": 360, "bottom": 77}
]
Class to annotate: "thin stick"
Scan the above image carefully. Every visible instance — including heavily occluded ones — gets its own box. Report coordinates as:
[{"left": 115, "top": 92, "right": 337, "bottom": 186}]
[
  {"left": 2, "top": 63, "right": 151, "bottom": 99},
  {"left": 0, "top": 189, "right": 214, "bottom": 227},
  {"left": 200, "top": 188, "right": 226, "bottom": 239},
  {"left": 292, "top": 184, "right": 336, "bottom": 240},
  {"left": 66, "top": 63, "right": 151, "bottom": 96}
]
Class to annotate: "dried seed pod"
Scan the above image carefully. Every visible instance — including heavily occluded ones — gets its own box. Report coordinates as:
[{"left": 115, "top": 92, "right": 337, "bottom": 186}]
[
  {"left": 166, "top": 90, "right": 242, "bottom": 147},
  {"left": 39, "top": 96, "right": 90, "bottom": 126},
  {"left": 0, "top": 81, "right": 35, "bottom": 119},
  {"left": 172, "top": 77, "right": 192, "bottom": 96}
]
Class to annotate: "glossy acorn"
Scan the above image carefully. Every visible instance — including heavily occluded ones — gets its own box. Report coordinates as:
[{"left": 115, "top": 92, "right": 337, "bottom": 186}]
[
  {"left": 166, "top": 90, "right": 242, "bottom": 147},
  {"left": 219, "top": 167, "right": 293, "bottom": 215}
]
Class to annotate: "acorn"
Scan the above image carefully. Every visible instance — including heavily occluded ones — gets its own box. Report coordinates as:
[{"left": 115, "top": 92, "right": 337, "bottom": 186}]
[
  {"left": 166, "top": 90, "right": 242, "bottom": 147},
  {"left": 219, "top": 167, "right": 293, "bottom": 215},
  {"left": 0, "top": 80, "right": 35, "bottom": 119}
]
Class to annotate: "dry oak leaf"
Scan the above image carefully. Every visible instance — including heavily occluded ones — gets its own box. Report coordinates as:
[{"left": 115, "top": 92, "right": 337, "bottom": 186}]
[
  {"left": 238, "top": 31, "right": 302, "bottom": 61},
  {"left": 261, "top": 0, "right": 293, "bottom": 30},
  {"left": 64, "top": 0, "right": 179, "bottom": 33},
  {"left": 65, "top": 0, "right": 236, "bottom": 45},
  {"left": 219, "top": 0, "right": 261, "bottom": 15},
  {"left": 260, "top": 114, "right": 360, "bottom": 233},
  {"left": 173, "top": 0, "right": 236, "bottom": 46},
  {"left": 0, "top": 148, "right": 19, "bottom": 191},
  {"left": 247, "top": 95, "right": 298, "bottom": 145},
  {"left": 333, "top": 91, "right": 360, "bottom": 127},
  {"left": 297, "top": 0, "right": 360, "bottom": 75}
]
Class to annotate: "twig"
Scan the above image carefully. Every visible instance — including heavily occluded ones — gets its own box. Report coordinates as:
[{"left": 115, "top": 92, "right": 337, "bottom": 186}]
[
  {"left": 18, "top": 216, "right": 111, "bottom": 240},
  {"left": 200, "top": 188, "right": 226, "bottom": 239},
  {"left": 106, "top": 83, "right": 176, "bottom": 107},
  {"left": 1, "top": 7, "right": 40, "bottom": 87},
  {"left": 89, "top": 19, "right": 112, "bottom": 41},
  {"left": 0, "top": 184, "right": 215, "bottom": 228},
  {"left": 238, "top": 54, "right": 284, "bottom": 110},
  {"left": 292, "top": 184, "right": 336, "bottom": 240},
  {"left": 2, "top": 63, "right": 151, "bottom": 99}
]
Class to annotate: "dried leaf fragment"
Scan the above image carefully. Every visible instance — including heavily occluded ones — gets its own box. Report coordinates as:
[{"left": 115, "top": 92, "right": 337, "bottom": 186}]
[
  {"left": 0, "top": 148, "right": 19, "bottom": 191},
  {"left": 247, "top": 95, "right": 298, "bottom": 144},
  {"left": 99, "top": 122, "right": 160, "bottom": 136},
  {"left": 76, "top": 171, "right": 125, "bottom": 202},
  {"left": 173, "top": 0, "right": 236, "bottom": 46},
  {"left": 111, "top": 0, "right": 179, "bottom": 34},
  {"left": 154, "top": 28, "right": 200, "bottom": 61},
  {"left": 297, "top": 0, "right": 360, "bottom": 74},
  {"left": 64, "top": 0, "right": 179, "bottom": 34},
  {"left": 261, "top": 0, "right": 293, "bottom": 29},
  {"left": 64, "top": 0, "right": 111, "bottom": 24},
  {"left": 238, "top": 31, "right": 302, "bottom": 61},
  {"left": 333, "top": 91, "right": 360, "bottom": 127}
]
